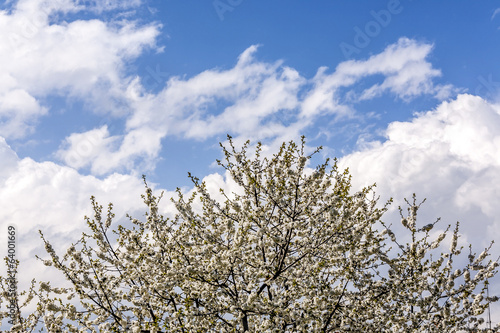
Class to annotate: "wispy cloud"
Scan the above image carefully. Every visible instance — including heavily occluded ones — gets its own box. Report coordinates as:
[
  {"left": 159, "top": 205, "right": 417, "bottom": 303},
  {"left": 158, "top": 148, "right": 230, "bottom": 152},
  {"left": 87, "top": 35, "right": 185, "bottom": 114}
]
[
  {"left": 0, "top": 2, "right": 453, "bottom": 174},
  {"left": 75, "top": 0, "right": 143, "bottom": 13},
  {"left": 56, "top": 38, "right": 452, "bottom": 175}
]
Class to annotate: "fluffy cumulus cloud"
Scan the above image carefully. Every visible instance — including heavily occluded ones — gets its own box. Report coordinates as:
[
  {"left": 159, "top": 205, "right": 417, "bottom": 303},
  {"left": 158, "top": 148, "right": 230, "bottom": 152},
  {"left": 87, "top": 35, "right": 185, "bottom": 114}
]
[
  {"left": 338, "top": 93, "right": 500, "bottom": 318},
  {"left": 339, "top": 94, "right": 500, "bottom": 251},
  {"left": 56, "top": 37, "right": 451, "bottom": 175},
  {"left": 0, "top": 138, "right": 173, "bottom": 305},
  {"left": 0, "top": 136, "right": 226, "bottom": 312},
  {"left": 0, "top": 0, "right": 160, "bottom": 138},
  {"left": 0, "top": 137, "right": 19, "bottom": 182}
]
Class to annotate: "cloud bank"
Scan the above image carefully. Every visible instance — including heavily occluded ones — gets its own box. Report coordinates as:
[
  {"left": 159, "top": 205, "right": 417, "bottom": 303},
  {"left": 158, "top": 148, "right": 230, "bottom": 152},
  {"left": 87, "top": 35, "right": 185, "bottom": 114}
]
[{"left": 52, "top": 38, "right": 453, "bottom": 175}]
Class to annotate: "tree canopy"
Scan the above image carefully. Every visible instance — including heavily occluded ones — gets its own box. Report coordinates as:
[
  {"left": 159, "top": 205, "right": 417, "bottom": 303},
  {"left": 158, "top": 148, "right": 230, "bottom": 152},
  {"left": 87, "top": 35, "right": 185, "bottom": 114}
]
[{"left": 1, "top": 137, "right": 499, "bottom": 332}]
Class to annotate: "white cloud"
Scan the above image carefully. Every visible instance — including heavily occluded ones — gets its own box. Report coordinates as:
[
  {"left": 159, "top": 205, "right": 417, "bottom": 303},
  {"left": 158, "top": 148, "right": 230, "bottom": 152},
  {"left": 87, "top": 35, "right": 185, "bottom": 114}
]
[
  {"left": 0, "top": 87, "right": 47, "bottom": 138},
  {"left": 56, "top": 125, "right": 116, "bottom": 169},
  {"left": 56, "top": 124, "right": 165, "bottom": 175},
  {"left": 337, "top": 94, "right": 500, "bottom": 320},
  {"left": 0, "top": 137, "right": 19, "bottom": 182},
  {"left": 75, "top": 0, "right": 143, "bottom": 13},
  {"left": 0, "top": 2, "right": 462, "bottom": 176},
  {"left": 0, "top": 133, "right": 230, "bottom": 315},
  {"left": 0, "top": 138, "right": 154, "bottom": 249},
  {"left": 56, "top": 45, "right": 306, "bottom": 174},
  {"left": 2, "top": 2, "right": 455, "bottom": 177},
  {"left": 0, "top": 136, "right": 172, "bottom": 312},
  {"left": 339, "top": 94, "right": 500, "bottom": 252},
  {"left": 0, "top": 0, "right": 161, "bottom": 138},
  {"left": 60, "top": 38, "right": 451, "bottom": 175},
  {"left": 307, "top": 37, "right": 454, "bottom": 108}
]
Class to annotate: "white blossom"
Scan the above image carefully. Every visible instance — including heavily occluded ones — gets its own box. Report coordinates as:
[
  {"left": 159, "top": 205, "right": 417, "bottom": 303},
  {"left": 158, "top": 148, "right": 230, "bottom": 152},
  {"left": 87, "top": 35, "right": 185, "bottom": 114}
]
[{"left": 1, "top": 137, "right": 498, "bottom": 332}]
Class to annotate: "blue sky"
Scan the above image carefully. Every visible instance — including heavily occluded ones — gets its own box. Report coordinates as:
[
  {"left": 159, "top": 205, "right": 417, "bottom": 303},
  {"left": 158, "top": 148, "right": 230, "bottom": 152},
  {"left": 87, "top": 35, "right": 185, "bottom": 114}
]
[{"left": 1, "top": 0, "right": 500, "bottom": 326}]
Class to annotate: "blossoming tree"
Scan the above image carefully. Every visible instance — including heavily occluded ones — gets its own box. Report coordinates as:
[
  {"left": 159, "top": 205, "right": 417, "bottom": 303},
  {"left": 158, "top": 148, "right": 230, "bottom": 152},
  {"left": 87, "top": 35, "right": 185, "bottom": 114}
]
[{"left": 1, "top": 137, "right": 498, "bottom": 332}]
